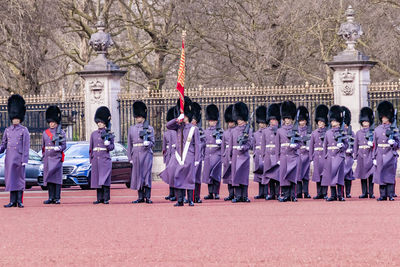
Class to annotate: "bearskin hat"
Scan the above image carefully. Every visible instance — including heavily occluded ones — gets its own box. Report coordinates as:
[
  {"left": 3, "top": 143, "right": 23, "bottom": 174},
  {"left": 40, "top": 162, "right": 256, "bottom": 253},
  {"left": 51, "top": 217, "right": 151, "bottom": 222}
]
[
  {"left": 377, "top": 100, "right": 395, "bottom": 123},
  {"left": 176, "top": 96, "right": 193, "bottom": 122},
  {"left": 315, "top": 104, "right": 329, "bottom": 124},
  {"left": 359, "top": 107, "right": 374, "bottom": 125},
  {"left": 206, "top": 104, "right": 219, "bottom": 121},
  {"left": 166, "top": 106, "right": 179, "bottom": 122},
  {"left": 224, "top": 104, "right": 235, "bottom": 123},
  {"left": 281, "top": 101, "right": 296, "bottom": 120},
  {"left": 192, "top": 102, "right": 202, "bottom": 123},
  {"left": 255, "top": 105, "right": 267, "bottom": 124},
  {"left": 267, "top": 103, "right": 281, "bottom": 123},
  {"left": 8, "top": 94, "right": 26, "bottom": 122},
  {"left": 232, "top": 102, "right": 249, "bottom": 122},
  {"left": 46, "top": 105, "right": 62, "bottom": 124},
  {"left": 341, "top": 106, "right": 351, "bottom": 126},
  {"left": 329, "top": 105, "right": 343, "bottom": 123},
  {"left": 133, "top": 101, "right": 147, "bottom": 119},
  {"left": 94, "top": 106, "right": 111, "bottom": 125},
  {"left": 297, "top": 106, "right": 309, "bottom": 124}
]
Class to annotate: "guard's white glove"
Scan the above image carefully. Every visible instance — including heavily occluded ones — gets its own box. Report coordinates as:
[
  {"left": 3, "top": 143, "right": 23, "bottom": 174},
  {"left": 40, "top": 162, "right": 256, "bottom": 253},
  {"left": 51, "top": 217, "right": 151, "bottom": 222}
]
[
  {"left": 289, "top": 143, "right": 297, "bottom": 148},
  {"left": 229, "top": 161, "right": 232, "bottom": 164},
  {"left": 237, "top": 146, "right": 243, "bottom": 151},
  {"left": 194, "top": 161, "right": 199, "bottom": 167},
  {"left": 177, "top": 114, "right": 184, "bottom": 122},
  {"left": 306, "top": 146, "right": 310, "bottom": 151},
  {"left": 22, "top": 163, "right": 27, "bottom": 166},
  {"left": 104, "top": 140, "right": 110, "bottom": 146},
  {"left": 337, "top": 143, "right": 344, "bottom": 148},
  {"left": 216, "top": 139, "right": 222, "bottom": 145},
  {"left": 346, "top": 148, "right": 352, "bottom": 154},
  {"left": 54, "top": 146, "right": 61, "bottom": 151},
  {"left": 143, "top": 141, "right": 150, "bottom": 147},
  {"left": 388, "top": 139, "right": 395, "bottom": 145},
  {"left": 373, "top": 159, "right": 377, "bottom": 166},
  {"left": 277, "top": 161, "right": 280, "bottom": 165},
  {"left": 367, "top": 141, "right": 373, "bottom": 147},
  {"left": 129, "top": 160, "right": 133, "bottom": 164}
]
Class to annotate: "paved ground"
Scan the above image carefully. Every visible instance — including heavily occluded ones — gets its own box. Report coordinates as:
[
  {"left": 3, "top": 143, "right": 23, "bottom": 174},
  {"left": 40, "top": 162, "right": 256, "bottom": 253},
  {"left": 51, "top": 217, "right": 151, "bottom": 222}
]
[{"left": 1, "top": 179, "right": 400, "bottom": 266}]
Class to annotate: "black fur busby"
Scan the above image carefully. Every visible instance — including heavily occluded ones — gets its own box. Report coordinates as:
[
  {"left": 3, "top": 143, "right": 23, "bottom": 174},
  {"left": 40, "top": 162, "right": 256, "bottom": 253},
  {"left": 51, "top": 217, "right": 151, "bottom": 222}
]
[
  {"left": 166, "top": 106, "right": 179, "bottom": 122},
  {"left": 8, "top": 94, "right": 26, "bottom": 122},
  {"left": 267, "top": 103, "right": 281, "bottom": 123},
  {"left": 297, "top": 106, "right": 309, "bottom": 124},
  {"left": 232, "top": 102, "right": 249, "bottom": 121},
  {"left": 224, "top": 104, "right": 235, "bottom": 123},
  {"left": 341, "top": 106, "right": 351, "bottom": 126},
  {"left": 314, "top": 104, "right": 329, "bottom": 124},
  {"left": 94, "top": 106, "right": 111, "bottom": 125},
  {"left": 133, "top": 101, "right": 147, "bottom": 119},
  {"left": 377, "top": 100, "right": 395, "bottom": 123},
  {"left": 46, "top": 105, "right": 62, "bottom": 124},
  {"left": 255, "top": 105, "right": 267, "bottom": 124},
  {"left": 329, "top": 105, "right": 343, "bottom": 123},
  {"left": 176, "top": 96, "right": 193, "bottom": 121},
  {"left": 192, "top": 102, "right": 202, "bottom": 123},
  {"left": 281, "top": 101, "right": 296, "bottom": 120},
  {"left": 206, "top": 104, "right": 219, "bottom": 121},
  {"left": 359, "top": 107, "right": 374, "bottom": 125}
]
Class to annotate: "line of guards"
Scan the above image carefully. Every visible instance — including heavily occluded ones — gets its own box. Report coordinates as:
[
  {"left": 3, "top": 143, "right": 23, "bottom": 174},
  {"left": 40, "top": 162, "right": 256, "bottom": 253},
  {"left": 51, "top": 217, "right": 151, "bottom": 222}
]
[{"left": 1, "top": 94, "right": 398, "bottom": 208}]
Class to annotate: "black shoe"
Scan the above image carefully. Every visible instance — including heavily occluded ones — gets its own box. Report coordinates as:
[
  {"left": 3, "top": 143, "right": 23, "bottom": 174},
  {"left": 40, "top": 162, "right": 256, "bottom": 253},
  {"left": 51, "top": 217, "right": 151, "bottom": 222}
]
[
  {"left": 231, "top": 198, "right": 241, "bottom": 203},
  {"left": 214, "top": 194, "right": 220, "bottom": 200},
  {"left": 188, "top": 201, "right": 194, "bottom": 206},
  {"left": 242, "top": 197, "right": 251, "bottom": 203},
  {"left": 265, "top": 195, "right": 276, "bottom": 200},
  {"left": 174, "top": 202, "right": 184, "bottom": 207},
  {"left": 224, "top": 196, "right": 234, "bottom": 201},
  {"left": 296, "top": 194, "right": 303, "bottom": 199},
  {"left": 369, "top": 194, "right": 375, "bottom": 199},
  {"left": 43, "top": 199, "right": 54, "bottom": 204},
  {"left": 394, "top": 194, "right": 398, "bottom": 198},
  {"left": 338, "top": 197, "right": 346, "bottom": 201},
  {"left": 103, "top": 200, "right": 109, "bottom": 204},
  {"left": 165, "top": 196, "right": 171, "bottom": 200},
  {"left": 346, "top": 194, "right": 351, "bottom": 198},
  {"left": 304, "top": 193, "right": 311, "bottom": 199},
  {"left": 145, "top": 199, "right": 153, "bottom": 204},
  {"left": 278, "top": 196, "right": 289, "bottom": 202},
  {"left": 313, "top": 195, "right": 323, "bottom": 200},
  {"left": 93, "top": 200, "right": 103, "bottom": 204},
  {"left": 359, "top": 194, "right": 368, "bottom": 199},
  {"left": 4, "top": 202, "right": 17, "bottom": 208},
  {"left": 377, "top": 197, "right": 387, "bottom": 201},
  {"left": 254, "top": 195, "right": 264, "bottom": 199},
  {"left": 323, "top": 195, "right": 328, "bottom": 200},
  {"left": 291, "top": 197, "right": 298, "bottom": 202},
  {"left": 169, "top": 197, "right": 176, "bottom": 202},
  {"left": 17, "top": 202, "right": 24, "bottom": 208},
  {"left": 184, "top": 198, "right": 189, "bottom": 204},
  {"left": 326, "top": 197, "right": 337, "bottom": 202},
  {"left": 54, "top": 200, "right": 61, "bottom": 205},
  {"left": 132, "top": 199, "right": 145, "bottom": 204},
  {"left": 389, "top": 197, "right": 395, "bottom": 201},
  {"left": 204, "top": 194, "right": 214, "bottom": 200},
  {"left": 195, "top": 198, "right": 202, "bottom": 203}
]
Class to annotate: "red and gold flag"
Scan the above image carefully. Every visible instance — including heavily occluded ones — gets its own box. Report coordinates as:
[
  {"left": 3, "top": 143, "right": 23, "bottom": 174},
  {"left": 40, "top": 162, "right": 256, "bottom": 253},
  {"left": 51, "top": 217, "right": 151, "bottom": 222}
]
[{"left": 177, "top": 31, "right": 186, "bottom": 114}]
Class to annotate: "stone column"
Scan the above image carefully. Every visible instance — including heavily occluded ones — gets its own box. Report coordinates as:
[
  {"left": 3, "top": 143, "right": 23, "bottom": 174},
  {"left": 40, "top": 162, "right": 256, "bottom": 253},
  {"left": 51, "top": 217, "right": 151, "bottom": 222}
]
[
  {"left": 326, "top": 6, "right": 376, "bottom": 131},
  {"left": 77, "top": 19, "right": 126, "bottom": 141}
]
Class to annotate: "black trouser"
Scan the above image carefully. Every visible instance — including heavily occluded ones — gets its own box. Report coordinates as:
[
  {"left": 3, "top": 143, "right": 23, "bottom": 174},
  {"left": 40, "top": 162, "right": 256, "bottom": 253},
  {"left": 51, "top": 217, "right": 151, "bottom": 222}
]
[
  {"left": 48, "top": 182, "right": 61, "bottom": 200},
  {"left": 297, "top": 180, "right": 309, "bottom": 196},
  {"left": 208, "top": 180, "right": 220, "bottom": 195},
  {"left": 168, "top": 187, "right": 175, "bottom": 198},
  {"left": 269, "top": 180, "right": 280, "bottom": 197},
  {"left": 234, "top": 185, "right": 248, "bottom": 199},
  {"left": 187, "top": 189, "right": 194, "bottom": 202},
  {"left": 257, "top": 182, "right": 268, "bottom": 197},
  {"left": 96, "top": 186, "right": 110, "bottom": 201},
  {"left": 194, "top": 183, "right": 201, "bottom": 200},
  {"left": 380, "top": 184, "right": 394, "bottom": 198},
  {"left": 330, "top": 185, "right": 344, "bottom": 198},
  {"left": 361, "top": 176, "right": 374, "bottom": 196},
  {"left": 227, "top": 184, "right": 234, "bottom": 198},
  {"left": 175, "top": 188, "right": 185, "bottom": 203},
  {"left": 9, "top": 191, "right": 23, "bottom": 203},
  {"left": 290, "top": 182, "right": 296, "bottom": 199},
  {"left": 138, "top": 186, "right": 151, "bottom": 200},
  {"left": 344, "top": 179, "right": 352, "bottom": 196},
  {"left": 320, "top": 184, "right": 328, "bottom": 197}
]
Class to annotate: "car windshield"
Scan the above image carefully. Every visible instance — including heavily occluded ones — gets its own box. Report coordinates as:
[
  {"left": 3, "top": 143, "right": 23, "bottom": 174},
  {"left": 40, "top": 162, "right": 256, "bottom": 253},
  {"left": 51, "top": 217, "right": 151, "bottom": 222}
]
[
  {"left": 29, "top": 149, "right": 41, "bottom": 161},
  {"left": 64, "top": 144, "right": 90, "bottom": 159}
]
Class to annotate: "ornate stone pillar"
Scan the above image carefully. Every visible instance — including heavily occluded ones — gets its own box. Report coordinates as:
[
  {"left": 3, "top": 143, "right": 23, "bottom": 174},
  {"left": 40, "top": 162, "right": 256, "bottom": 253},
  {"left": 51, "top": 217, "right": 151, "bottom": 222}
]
[
  {"left": 326, "top": 6, "right": 376, "bottom": 131},
  {"left": 77, "top": 19, "right": 127, "bottom": 141}
]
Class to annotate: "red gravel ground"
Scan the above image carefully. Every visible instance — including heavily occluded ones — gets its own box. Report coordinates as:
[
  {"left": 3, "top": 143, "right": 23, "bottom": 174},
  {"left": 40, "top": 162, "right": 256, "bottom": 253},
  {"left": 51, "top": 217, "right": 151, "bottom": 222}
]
[{"left": 1, "top": 179, "right": 400, "bottom": 266}]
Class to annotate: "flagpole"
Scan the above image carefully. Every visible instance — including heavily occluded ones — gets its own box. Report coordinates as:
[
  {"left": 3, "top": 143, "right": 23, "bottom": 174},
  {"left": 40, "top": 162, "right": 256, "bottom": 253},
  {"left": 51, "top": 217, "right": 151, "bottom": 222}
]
[{"left": 177, "top": 30, "right": 186, "bottom": 157}]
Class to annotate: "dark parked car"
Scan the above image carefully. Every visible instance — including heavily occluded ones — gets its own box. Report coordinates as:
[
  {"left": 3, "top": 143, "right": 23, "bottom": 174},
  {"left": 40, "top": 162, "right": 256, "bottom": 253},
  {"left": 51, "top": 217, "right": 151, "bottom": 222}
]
[
  {"left": 37, "top": 142, "right": 132, "bottom": 190},
  {"left": 37, "top": 141, "right": 78, "bottom": 158},
  {"left": 0, "top": 149, "right": 42, "bottom": 189}
]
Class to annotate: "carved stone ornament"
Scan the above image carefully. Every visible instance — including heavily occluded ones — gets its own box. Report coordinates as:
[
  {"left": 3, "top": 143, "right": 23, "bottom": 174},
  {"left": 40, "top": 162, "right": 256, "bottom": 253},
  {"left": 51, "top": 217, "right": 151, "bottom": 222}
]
[
  {"left": 340, "top": 69, "right": 355, "bottom": 96},
  {"left": 89, "top": 80, "right": 104, "bottom": 104},
  {"left": 89, "top": 18, "right": 114, "bottom": 54},
  {"left": 337, "top": 6, "right": 363, "bottom": 51}
]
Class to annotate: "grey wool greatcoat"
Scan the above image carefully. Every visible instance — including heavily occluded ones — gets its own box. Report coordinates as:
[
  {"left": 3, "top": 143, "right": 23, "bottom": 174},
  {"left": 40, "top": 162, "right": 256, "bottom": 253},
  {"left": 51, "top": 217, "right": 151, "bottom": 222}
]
[
  {"left": 222, "top": 127, "right": 234, "bottom": 185},
  {"left": 228, "top": 124, "right": 253, "bottom": 186},
  {"left": 0, "top": 124, "right": 30, "bottom": 191},
  {"left": 344, "top": 131, "right": 356, "bottom": 181},
  {"left": 161, "top": 129, "right": 177, "bottom": 186},
  {"left": 252, "top": 128, "right": 264, "bottom": 183},
  {"left": 160, "top": 119, "right": 200, "bottom": 190},
  {"left": 296, "top": 125, "right": 310, "bottom": 182},
  {"left": 89, "top": 129, "right": 115, "bottom": 188},
  {"left": 353, "top": 127, "right": 374, "bottom": 179},
  {"left": 373, "top": 124, "right": 399, "bottom": 185},
  {"left": 275, "top": 124, "right": 300, "bottom": 186},
  {"left": 128, "top": 123, "right": 155, "bottom": 190},
  {"left": 42, "top": 127, "right": 67, "bottom": 185},
  {"left": 321, "top": 127, "right": 348, "bottom": 187},
  {"left": 309, "top": 127, "right": 326, "bottom": 183},
  {"left": 202, "top": 126, "right": 222, "bottom": 184},
  {"left": 261, "top": 125, "right": 279, "bottom": 184},
  {"left": 196, "top": 128, "right": 206, "bottom": 184}
]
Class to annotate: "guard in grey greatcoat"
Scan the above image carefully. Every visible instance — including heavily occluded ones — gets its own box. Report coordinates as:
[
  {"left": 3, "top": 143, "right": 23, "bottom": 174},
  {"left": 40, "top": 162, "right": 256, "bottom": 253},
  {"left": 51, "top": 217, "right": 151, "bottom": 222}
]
[
  {"left": 202, "top": 104, "right": 223, "bottom": 200},
  {"left": 162, "top": 106, "right": 179, "bottom": 201},
  {"left": 354, "top": 107, "right": 375, "bottom": 198},
  {"left": 42, "top": 106, "right": 66, "bottom": 204},
  {"left": 310, "top": 104, "right": 329, "bottom": 199},
  {"left": 128, "top": 101, "right": 155, "bottom": 204},
  {"left": 374, "top": 101, "right": 399, "bottom": 201},
  {"left": 222, "top": 105, "right": 236, "bottom": 201},
  {"left": 253, "top": 105, "right": 268, "bottom": 199},
  {"left": 1, "top": 95, "right": 30, "bottom": 208},
  {"left": 192, "top": 102, "right": 205, "bottom": 203},
  {"left": 90, "top": 106, "right": 115, "bottom": 204},
  {"left": 342, "top": 106, "right": 355, "bottom": 198}
]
